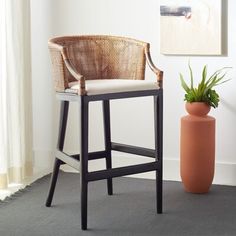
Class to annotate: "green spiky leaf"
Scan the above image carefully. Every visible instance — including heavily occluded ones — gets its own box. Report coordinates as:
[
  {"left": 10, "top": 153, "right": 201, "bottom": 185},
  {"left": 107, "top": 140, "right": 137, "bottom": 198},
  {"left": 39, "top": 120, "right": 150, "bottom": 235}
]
[{"left": 180, "top": 63, "right": 231, "bottom": 108}]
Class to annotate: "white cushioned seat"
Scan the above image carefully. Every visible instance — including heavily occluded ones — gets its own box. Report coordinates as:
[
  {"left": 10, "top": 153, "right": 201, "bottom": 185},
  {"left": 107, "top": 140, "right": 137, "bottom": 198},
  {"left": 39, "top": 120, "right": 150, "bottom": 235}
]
[{"left": 69, "top": 79, "right": 158, "bottom": 96}]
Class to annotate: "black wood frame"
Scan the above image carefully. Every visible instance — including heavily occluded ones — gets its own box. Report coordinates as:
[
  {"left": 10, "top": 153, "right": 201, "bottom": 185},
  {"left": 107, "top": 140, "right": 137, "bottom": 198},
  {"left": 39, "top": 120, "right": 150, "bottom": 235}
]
[{"left": 45, "top": 88, "right": 163, "bottom": 230}]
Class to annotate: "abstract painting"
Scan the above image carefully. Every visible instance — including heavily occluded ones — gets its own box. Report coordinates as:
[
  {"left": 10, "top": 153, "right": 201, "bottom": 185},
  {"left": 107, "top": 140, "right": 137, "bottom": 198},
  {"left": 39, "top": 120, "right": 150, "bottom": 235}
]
[{"left": 160, "top": 0, "right": 222, "bottom": 55}]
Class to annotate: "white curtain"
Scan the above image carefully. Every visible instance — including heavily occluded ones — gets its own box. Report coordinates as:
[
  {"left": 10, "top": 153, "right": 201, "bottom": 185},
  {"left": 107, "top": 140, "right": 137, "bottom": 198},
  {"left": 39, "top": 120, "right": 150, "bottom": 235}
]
[{"left": 0, "top": 0, "right": 33, "bottom": 189}]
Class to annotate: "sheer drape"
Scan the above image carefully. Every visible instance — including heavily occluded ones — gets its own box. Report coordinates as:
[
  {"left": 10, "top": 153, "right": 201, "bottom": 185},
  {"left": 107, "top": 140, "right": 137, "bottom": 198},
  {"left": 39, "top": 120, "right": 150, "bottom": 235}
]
[{"left": 0, "top": 0, "right": 33, "bottom": 189}]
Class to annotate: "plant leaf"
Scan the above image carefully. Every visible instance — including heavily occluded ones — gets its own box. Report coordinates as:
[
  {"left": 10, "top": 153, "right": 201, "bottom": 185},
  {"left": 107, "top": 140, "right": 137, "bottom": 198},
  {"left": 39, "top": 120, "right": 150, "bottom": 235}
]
[
  {"left": 188, "top": 61, "right": 194, "bottom": 89},
  {"left": 180, "top": 65, "right": 231, "bottom": 108},
  {"left": 201, "top": 65, "right": 207, "bottom": 86},
  {"left": 180, "top": 73, "right": 190, "bottom": 93}
]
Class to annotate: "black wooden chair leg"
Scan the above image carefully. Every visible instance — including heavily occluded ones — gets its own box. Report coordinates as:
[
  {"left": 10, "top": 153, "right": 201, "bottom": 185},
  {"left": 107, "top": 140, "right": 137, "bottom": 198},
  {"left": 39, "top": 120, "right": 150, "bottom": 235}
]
[
  {"left": 81, "top": 181, "right": 88, "bottom": 230},
  {"left": 45, "top": 158, "right": 62, "bottom": 207},
  {"left": 154, "top": 93, "right": 163, "bottom": 214},
  {"left": 156, "top": 170, "right": 163, "bottom": 214},
  {"left": 45, "top": 101, "right": 69, "bottom": 207},
  {"left": 103, "top": 100, "right": 113, "bottom": 195},
  {"left": 79, "top": 97, "right": 89, "bottom": 230}
]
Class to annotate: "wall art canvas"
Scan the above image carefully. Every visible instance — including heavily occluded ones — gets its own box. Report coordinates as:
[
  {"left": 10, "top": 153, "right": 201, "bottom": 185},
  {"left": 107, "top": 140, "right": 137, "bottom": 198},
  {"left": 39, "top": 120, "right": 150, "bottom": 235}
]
[{"left": 160, "top": 0, "right": 222, "bottom": 55}]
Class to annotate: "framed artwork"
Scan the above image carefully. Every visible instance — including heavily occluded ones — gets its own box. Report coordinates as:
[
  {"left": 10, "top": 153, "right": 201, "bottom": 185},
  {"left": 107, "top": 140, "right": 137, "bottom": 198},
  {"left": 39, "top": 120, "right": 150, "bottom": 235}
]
[{"left": 160, "top": 0, "right": 222, "bottom": 55}]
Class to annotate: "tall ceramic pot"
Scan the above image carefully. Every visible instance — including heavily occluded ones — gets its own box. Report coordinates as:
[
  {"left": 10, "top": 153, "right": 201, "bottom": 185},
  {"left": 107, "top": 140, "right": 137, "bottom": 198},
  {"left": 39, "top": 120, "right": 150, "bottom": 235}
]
[{"left": 180, "top": 102, "right": 215, "bottom": 193}]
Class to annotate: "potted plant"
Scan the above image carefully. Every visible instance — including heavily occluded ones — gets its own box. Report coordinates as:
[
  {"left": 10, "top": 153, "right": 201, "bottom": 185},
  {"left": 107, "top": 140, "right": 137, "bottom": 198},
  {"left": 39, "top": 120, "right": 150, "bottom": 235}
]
[{"left": 179, "top": 64, "right": 230, "bottom": 193}]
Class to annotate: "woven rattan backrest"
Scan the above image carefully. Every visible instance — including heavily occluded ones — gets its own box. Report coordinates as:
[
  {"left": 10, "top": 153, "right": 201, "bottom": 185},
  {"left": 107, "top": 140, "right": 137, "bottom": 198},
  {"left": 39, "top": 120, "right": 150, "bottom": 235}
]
[{"left": 48, "top": 35, "right": 149, "bottom": 92}]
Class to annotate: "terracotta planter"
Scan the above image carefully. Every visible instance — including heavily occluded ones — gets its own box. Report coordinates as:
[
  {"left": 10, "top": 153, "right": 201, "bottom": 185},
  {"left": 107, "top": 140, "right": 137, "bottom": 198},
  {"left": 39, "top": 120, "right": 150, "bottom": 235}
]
[{"left": 180, "top": 102, "right": 215, "bottom": 193}]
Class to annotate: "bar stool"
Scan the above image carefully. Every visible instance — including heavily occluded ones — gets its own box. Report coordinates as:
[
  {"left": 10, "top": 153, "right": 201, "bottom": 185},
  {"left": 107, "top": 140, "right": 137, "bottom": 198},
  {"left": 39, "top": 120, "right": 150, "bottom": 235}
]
[{"left": 46, "top": 35, "right": 163, "bottom": 230}]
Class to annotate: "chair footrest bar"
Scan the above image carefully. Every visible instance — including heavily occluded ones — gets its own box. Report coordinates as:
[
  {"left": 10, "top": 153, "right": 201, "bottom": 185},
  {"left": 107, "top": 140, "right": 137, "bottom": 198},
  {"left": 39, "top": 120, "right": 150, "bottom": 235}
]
[
  {"left": 56, "top": 150, "right": 80, "bottom": 170},
  {"left": 56, "top": 150, "right": 108, "bottom": 171},
  {"left": 87, "top": 161, "right": 159, "bottom": 182},
  {"left": 71, "top": 150, "right": 107, "bottom": 161},
  {"left": 111, "top": 142, "right": 156, "bottom": 158}
]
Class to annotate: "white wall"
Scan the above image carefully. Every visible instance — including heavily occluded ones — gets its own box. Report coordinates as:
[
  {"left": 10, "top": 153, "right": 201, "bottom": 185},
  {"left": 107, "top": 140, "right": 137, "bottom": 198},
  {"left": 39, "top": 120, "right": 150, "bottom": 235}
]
[
  {"left": 31, "top": 0, "right": 236, "bottom": 185},
  {"left": 30, "top": 0, "right": 56, "bottom": 172}
]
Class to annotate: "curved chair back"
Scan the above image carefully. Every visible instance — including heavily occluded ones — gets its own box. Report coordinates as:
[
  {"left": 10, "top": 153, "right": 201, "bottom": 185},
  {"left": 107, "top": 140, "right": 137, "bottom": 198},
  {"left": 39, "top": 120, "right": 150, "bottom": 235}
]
[{"left": 48, "top": 35, "right": 149, "bottom": 92}]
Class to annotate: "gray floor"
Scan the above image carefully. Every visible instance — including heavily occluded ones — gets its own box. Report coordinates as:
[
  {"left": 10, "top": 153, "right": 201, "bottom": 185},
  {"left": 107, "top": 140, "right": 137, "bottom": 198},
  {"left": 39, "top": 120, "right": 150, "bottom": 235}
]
[{"left": 0, "top": 171, "right": 236, "bottom": 236}]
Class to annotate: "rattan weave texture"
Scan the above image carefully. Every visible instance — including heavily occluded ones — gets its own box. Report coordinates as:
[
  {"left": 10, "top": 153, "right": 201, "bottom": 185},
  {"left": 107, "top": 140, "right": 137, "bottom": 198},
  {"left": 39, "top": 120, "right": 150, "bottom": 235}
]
[{"left": 48, "top": 35, "right": 163, "bottom": 95}]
